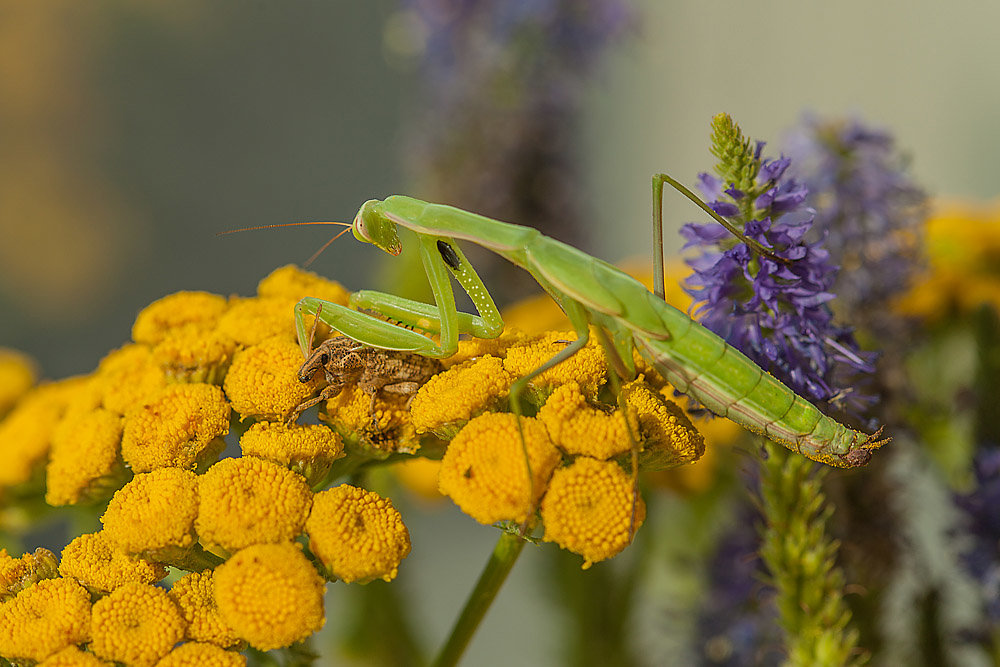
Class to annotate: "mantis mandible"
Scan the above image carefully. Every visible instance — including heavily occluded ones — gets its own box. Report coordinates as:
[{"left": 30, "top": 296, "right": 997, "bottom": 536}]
[{"left": 291, "top": 176, "right": 887, "bottom": 474}]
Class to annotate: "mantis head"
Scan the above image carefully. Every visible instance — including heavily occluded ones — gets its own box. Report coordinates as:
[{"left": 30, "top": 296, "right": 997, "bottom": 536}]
[{"left": 353, "top": 199, "right": 403, "bottom": 256}]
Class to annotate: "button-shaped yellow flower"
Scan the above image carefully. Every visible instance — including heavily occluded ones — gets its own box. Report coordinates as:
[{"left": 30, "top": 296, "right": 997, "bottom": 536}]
[
  {"left": 151, "top": 329, "right": 236, "bottom": 385},
  {"left": 90, "top": 582, "right": 186, "bottom": 667},
  {"left": 213, "top": 542, "right": 326, "bottom": 651},
  {"left": 121, "top": 383, "right": 230, "bottom": 472},
  {"left": 0, "top": 547, "right": 60, "bottom": 601},
  {"left": 0, "top": 378, "right": 83, "bottom": 489},
  {"left": 167, "top": 570, "right": 239, "bottom": 648},
  {"left": 438, "top": 413, "right": 561, "bottom": 525},
  {"left": 537, "top": 382, "right": 633, "bottom": 459},
  {"left": 540, "top": 456, "right": 645, "bottom": 569},
  {"left": 38, "top": 644, "right": 111, "bottom": 665},
  {"left": 101, "top": 468, "right": 199, "bottom": 555},
  {"left": 223, "top": 337, "right": 319, "bottom": 421},
  {"left": 59, "top": 532, "right": 166, "bottom": 594},
  {"left": 97, "top": 345, "right": 168, "bottom": 415},
  {"left": 621, "top": 380, "right": 704, "bottom": 471},
  {"left": 195, "top": 457, "right": 313, "bottom": 555},
  {"left": 321, "top": 384, "right": 420, "bottom": 456},
  {"left": 215, "top": 297, "right": 296, "bottom": 347},
  {"left": 502, "top": 331, "right": 607, "bottom": 400},
  {"left": 131, "top": 290, "right": 228, "bottom": 345},
  {"left": 239, "top": 421, "right": 343, "bottom": 486},
  {"left": 0, "top": 347, "right": 36, "bottom": 417},
  {"left": 0, "top": 577, "right": 91, "bottom": 662},
  {"left": 305, "top": 485, "right": 411, "bottom": 583},
  {"left": 410, "top": 356, "right": 513, "bottom": 439},
  {"left": 256, "top": 264, "right": 350, "bottom": 306},
  {"left": 154, "top": 641, "right": 247, "bottom": 666},
  {"left": 46, "top": 407, "right": 124, "bottom": 506}
]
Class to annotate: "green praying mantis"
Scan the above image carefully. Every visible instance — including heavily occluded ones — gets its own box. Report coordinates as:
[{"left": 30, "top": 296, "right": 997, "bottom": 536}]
[{"left": 289, "top": 174, "right": 887, "bottom": 475}]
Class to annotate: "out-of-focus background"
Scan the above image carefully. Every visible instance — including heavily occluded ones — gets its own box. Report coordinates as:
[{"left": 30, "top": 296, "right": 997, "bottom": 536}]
[
  {"left": 3, "top": 1, "right": 999, "bottom": 665},
  {"left": 4, "top": 1, "right": 998, "bottom": 379}
]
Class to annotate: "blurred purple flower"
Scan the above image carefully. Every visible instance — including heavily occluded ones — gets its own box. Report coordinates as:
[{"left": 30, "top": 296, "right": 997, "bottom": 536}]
[{"left": 955, "top": 447, "right": 1000, "bottom": 621}]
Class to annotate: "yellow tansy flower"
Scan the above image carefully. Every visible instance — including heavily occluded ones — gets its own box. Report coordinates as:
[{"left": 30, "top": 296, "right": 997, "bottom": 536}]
[
  {"left": 239, "top": 421, "right": 343, "bottom": 486},
  {"left": 195, "top": 457, "right": 313, "bottom": 555},
  {"left": 537, "top": 382, "right": 632, "bottom": 459},
  {"left": 97, "top": 344, "right": 168, "bottom": 415},
  {"left": 213, "top": 542, "right": 326, "bottom": 651},
  {"left": 441, "top": 329, "right": 527, "bottom": 367},
  {"left": 305, "top": 484, "right": 411, "bottom": 583},
  {"left": 540, "top": 456, "right": 646, "bottom": 569},
  {"left": 223, "top": 337, "right": 320, "bottom": 421},
  {"left": 0, "top": 380, "right": 79, "bottom": 489},
  {"left": 896, "top": 200, "right": 1000, "bottom": 319},
  {"left": 89, "top": 582, "right": 186, "bottom": 667},
  {"left": 321, "top": 384, "right": 420, "bottom": 456},
  {"left": 101, "top": 468, "right": 199, "bottom": 556},
  {"left": 0, "top": 547, "right": 60, "bottom": 601},
  {"left": 59, "top": 532, "right": 166, "bottom": 594},
  {"left": 121, "top": 383, "right": 230, "bottom": 473},
  {"left": 0, "top": 576, "right": 91, "bottom": 662},
  {"left": 256, "top": 264, "right": 350, "bottom": 306},
  {"left": 45, "top": 407, "right": 124, "bottom": 506},
  {"left": 131, "top": 291, "right": 228, "bottom": 345},
  {"left": 502, "top": 331, "right": 608, "bottom": 400},
  {"left": 621, "top": 380, "right": 705, "bottom": 471},
  {"left": 0, "top": 347, "right": 36, "bottom": 417},
  {"left": 410, "top": 355, "right": 513, "bottom": 439},
  {"left": 39, "top": 645, "right": 112, "bottom": 666},
  {"left": 215, "top": 296, "right": 296, "bottom": 347},
  {"left": 155, "top": 642, "right": 247, "bottom": 667},
  {"left": 438, "top": 413, "right": 561, "bottom": 525},
  {"left": 167, "top": 570, "right": 239, "bottom": 648},
  {"left": 151, "top": 330, "right": 236, "bottom": 385}
]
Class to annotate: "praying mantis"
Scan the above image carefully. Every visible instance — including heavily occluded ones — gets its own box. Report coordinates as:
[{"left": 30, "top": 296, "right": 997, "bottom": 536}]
[{"left": 290, "top": 175, "right": 887, "bottom": 472}]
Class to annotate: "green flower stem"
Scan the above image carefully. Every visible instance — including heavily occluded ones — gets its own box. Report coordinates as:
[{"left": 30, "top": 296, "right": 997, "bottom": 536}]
[{"left": 431, "top": 529, "right": 528, "bottom": 667}]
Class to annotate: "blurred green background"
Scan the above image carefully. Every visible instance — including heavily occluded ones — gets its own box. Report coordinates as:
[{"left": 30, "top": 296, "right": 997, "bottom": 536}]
[{"left": 2, "top": 2, "right": 999, "bottom": 665}]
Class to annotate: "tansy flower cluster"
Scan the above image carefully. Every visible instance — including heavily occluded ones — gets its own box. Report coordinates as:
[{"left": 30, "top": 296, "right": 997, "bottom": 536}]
[{"left": 0, "top": 262, "right": 706, "bottom": 663}]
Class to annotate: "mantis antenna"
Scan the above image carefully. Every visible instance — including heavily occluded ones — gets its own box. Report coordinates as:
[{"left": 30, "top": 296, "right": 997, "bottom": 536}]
[{"left": 217, "top": 221, "right": 353, "bottom": 267}]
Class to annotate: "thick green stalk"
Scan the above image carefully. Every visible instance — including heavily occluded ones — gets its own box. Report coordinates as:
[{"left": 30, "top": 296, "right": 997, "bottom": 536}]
[
  {"left": 758, "top": 441, "right": 865, "bottom": 666},
  {"left": 431, "top": 530, "right": 527, "bottom": 667}
]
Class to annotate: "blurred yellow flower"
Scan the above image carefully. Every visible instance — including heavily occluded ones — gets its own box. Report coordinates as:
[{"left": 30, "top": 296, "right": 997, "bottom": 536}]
[
  {"left": 89, "top": 582, "right": 186, "bottom": 667},
  {"left": 195, "top": 457, "right": 313, "bottom": 555},
  {"left": 0, "top": 576, "right": 91, "bottom": 662},
  {"left": 58, "top": 532, "right": 166, "bottom": 594},
  {"left": 223, "top": 337, "right": 319, "bottom": 421},
  {"left": 305, "top": 484, "right": 411, "bottom": 583},
  {"left": 896, "top": 200, "right": 1000, "bottom": 319},
  {"left": 238, "top": 421, "right": 343, "bottom": 485},
  {"left": 213, "top": 542, "right": 326, "bottom": 651},
  {"left": 45, "top": 407, "right": 124, "bottom": 506},
  {"left": 121, "top": 383, "right": 230, "bottom": 472},
  {"left": 155, "top": 641, "right": 247, "bottom": 667},
  {"left": 131, "top": 291, "right": 228, "bottom": 346},
  {"left": 540, "top": 456, "right": 645, "bottom": 569},
  {"left": 392, "top": 456, "right": 445, "bottom": 501},
  {"left": 167, "top": 570, "right": 239, "bottom": 648},
  {"left": 410, "top": 355, "right": 513, "bottom": 438},
  {"left": 0, "top": 377, "right": 82, "bottom": 489},
  {"left": 0, "top": 347, "right": 36, "bottom": 417},
  {"left": 438, "top": 413, "right": 561, "bottom": 525},
  {"left": 101, "top": 468, "right": 199, "bottom": 555}
]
